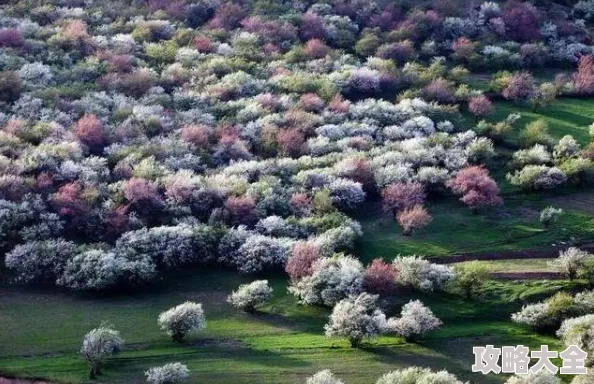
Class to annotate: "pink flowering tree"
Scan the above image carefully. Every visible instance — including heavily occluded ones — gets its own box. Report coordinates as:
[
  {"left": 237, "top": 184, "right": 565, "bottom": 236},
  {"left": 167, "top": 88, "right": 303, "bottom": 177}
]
[
  {"left": 225, "top": 196, "right": 257, "bottom": 226},
  {"left": 363, "top": 259, "right": 397, "bottom": 295},
  {"left": 502, "top": 72, "right": 536, "bottom": 103},
  {"left": 468, "top": 95, "right": 494, "bottom": 121},
  {"left": 285, "top": 241, "right": 320, "bottom": 281},
  {"left": 382, "top": 182, "right": 426, "bottom": 214},
  {"left": 396, "top": 205, "right": 432, "bottom": 236},
  {"left": 73, "top": 114, "right": 105, "bottom": 149},
  {"left": 447, "top": 166, "right": 503, "bottom": 212},
  {"left": 574, "top": 55, "right": 594, "bottom": 96}
]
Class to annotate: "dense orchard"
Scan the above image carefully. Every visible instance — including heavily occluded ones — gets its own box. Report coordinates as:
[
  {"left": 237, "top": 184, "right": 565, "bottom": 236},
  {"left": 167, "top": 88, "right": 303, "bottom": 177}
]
[{"left": 0, "top": 0, "right": 594, "bottom": 291}]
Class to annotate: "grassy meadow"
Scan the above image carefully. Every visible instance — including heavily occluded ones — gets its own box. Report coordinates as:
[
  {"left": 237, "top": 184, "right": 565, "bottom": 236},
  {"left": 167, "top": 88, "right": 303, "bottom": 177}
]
[{"left": 0, "top": 269, "right": 582, "bottom": 384}]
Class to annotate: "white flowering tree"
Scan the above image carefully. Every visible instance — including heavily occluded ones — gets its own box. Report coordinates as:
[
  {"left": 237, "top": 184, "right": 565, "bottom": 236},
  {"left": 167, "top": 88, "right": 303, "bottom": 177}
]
[
  {"left": 504, "top": 371, "right": 561, "bottom": 384},
  {"left": 540, "top": 206, "right": 563, "bottom": 228},
  {"left": 376, "top": 367, "right": 464, "bottom": 384},
  {"left": 145, "top": 362, "right": 190, "bottom": 384},
  {"left": 158, "top": 302, "right": 206, "bottom": 343},
  {"left": 289, "top": 254, "right": 364, "bottom": 306},
  {"left": 227, "top": 280, "right": 273, "bottom": 313},
  {"left": 549, "top": 247, "right": 594, "bottom": 280},
  {"left": 306, "top": 370, "right": 344, "bottom": 384},
  {"left": 387, "top": 300, "right": 442, "bottom": 342},
  {"left": 557, "top": 314, "right": 594, "bottom": 364},
  {"left": 392, "top": 256, "right": 455, "bottom": 292},
  {"left": 324, "top": 293, "right": 386, "bottom": 347},
  {"left": 80, "top": 323, "right": 124, "bottom": 379}
]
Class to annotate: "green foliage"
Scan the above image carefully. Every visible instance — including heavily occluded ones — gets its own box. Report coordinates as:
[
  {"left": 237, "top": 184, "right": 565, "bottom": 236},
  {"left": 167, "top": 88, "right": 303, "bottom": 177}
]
[{"left": 453, "top": 261, "right": 490, "bottom": 299}]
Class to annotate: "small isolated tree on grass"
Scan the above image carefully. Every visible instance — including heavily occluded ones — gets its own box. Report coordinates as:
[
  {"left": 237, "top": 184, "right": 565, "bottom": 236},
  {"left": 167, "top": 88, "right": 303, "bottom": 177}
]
[
  {"left": 227, "top": 280, "right": 272, "bottom": 313},
  {"left": 387, "top": 300, "right": 441, "bottom": 342},
  {"left": 306, "top": 370, "right": 344, "bottom": 384},
  {"left": 80, "top": 323, "right": 124, "bottom": 379},
  {"left": 539, "top": 206, "right": 563, "bottom": 228},
  {"left": 396, "top": 205, "right": 432, "bottom": 236},
  {"left": 549, "top": 247, "right": 594, "bottom": 281},
  {"left": 324, "top": 293, "right": 386, "bottom": 348},
  {"left": 453, "top": 261, "right": 490, "bottom": 299},
  {"left": 145, "top": 362, "right": 190, "bottom": 384},
  {"left": 158, "top": 301, "right": 206, "bottom": 343}
]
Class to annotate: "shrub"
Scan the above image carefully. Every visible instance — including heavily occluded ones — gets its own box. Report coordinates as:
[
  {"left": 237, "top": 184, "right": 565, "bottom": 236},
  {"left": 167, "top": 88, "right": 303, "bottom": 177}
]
[
  {"left": 557, "top": 314, "right": 594, "bottom": 364},
  {"left": 57, "top": 249, "right": 156, "bottom": 290},
  {"left": 381, "top": 182, "right": 425, "bottom": 214},
  {"left": 227, "top": 280, "right": 272, "bottom": 313},
  {"left": 550, "top": 247, "right": 594, "bottom": 281},
  {"left": 502, "top": 2, "right": 540, "bottom": 42},
  {"left": 540, "top": 206, "right": 563, "bottom": 228},
  {"left": 328, "top": 178, "right": 365, "bottom": 211},
  {"left": 386, "top": 300, "right": 442, "bottom": 342},
  {"left": 363, "top": 259, "right": 397, "bottom": 295},
  {"left": 306, "top": 370, "right": 344, "bottom": 384},
  {"left": 225, "top": 196, "right": 257, "bottom": 226},
  {"left": 505, "top": 371, "right": 561, "bottom": 384},
  {"left": 393, "top": 256, "right": 455, "bottom": 292},
  {"left": 452, "top": 261, "right": 490, "bottom": 299},
  {"left": 447, "top": 166, "right": 502, "bottom": 212},
  {"left": 116, "top": 224, "right": 220, "bottom": 268},
  {"left": 73, "top": 114, "right": 105, "bottom": 148},
  {"left": 234, "top": 235, "right": 292, "bottom": 274},
  {"left": 574, "top": 55, "right": 594, "bottom": 95},
  {"left": 554, "top": 135, "right": 581, "bottom": 160},
  {"left": 0, "top": 70, "right": 22, "bottom": 103},
  {"left": 181, "top": 124, "right": 211, "bottom": 148},
  {"left": 502, "top": 72, "right": 536, "bottom": 102},
  {"left": 81, "top": 324, "right": 124, "bottom": 379},
  {"left": 376, "top": 367, "right": 465, "bottom": 384},
  {"left": 324, "top": 293, "right": 386, "bottom": 347},
  {"left": 158, "top": 302, "right": 206, "bottom": 343},
  {"left": 507, "top": 165, "right": 567, "bottom": 190},
  {"left": 5, "top": 239, "right": 77, "bottom": 283},
  {"left": 0, "top": 28, "right": 23, "bottom": 48},
  {"left": 303, "top": 39, "right": 330, "bottom": 59},
  {"left": 512, "top": 291, "right": 588, "bottom": 332},
  {"left": 285, "top": 241, "right": 320, "bottom": 281},
  {"left": 289, "top": 254, "right": 364, "bottom": 306},
  {"left": 145, "top": 362, "right": 190, "bottom": 384},
  {"left": 396, "top": 205, "right": 432, "bottom": 236},
  {"left": 468, "top": 95, "right": 493, "bottom": 121}
]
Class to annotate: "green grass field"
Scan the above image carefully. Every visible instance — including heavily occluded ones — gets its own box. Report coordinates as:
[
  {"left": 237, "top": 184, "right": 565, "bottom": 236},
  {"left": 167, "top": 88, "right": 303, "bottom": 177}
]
[
  {"left": 492, "top": 98, "right": 594, "bottom": 145},
  {"left": 0, "top": 269, "right": 582, "bottom": 384}
]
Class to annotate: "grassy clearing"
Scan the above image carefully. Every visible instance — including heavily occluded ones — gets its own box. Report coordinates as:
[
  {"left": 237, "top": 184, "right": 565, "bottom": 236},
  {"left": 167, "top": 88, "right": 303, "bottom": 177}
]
[
  {"left": 354, "top": 198, "right": 594, "bottom": 263},
  {"left": 0, "top": 269, "right": 581, "bottom": 384},
  {"left": 491, "top": 98, "right": 594, "bottom": 145}
]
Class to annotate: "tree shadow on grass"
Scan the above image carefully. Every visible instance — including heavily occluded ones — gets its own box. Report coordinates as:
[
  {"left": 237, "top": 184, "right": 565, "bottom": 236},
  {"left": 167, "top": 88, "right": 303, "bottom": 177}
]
[{"left": 363, "top": 342, "right": 504, "bottom": 384}]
